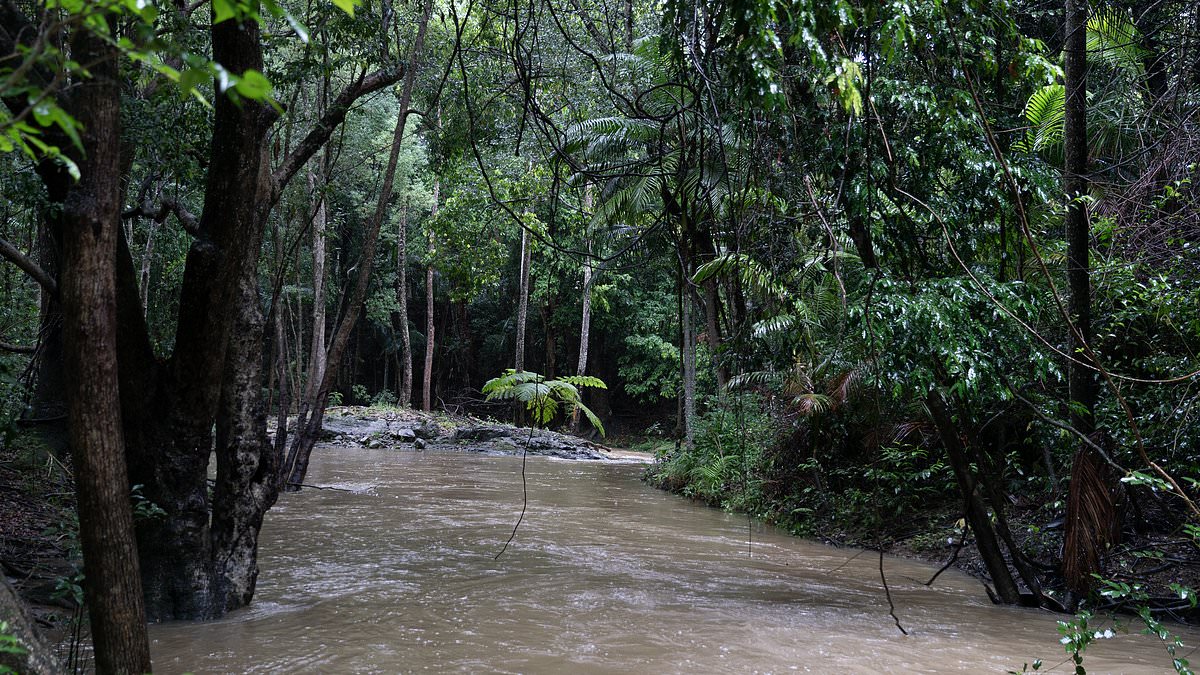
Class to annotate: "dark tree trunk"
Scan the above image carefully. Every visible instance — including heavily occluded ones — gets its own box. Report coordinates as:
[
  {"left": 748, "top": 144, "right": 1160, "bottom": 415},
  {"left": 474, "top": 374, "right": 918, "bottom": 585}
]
[
  {"left": 125, "top": 10, "right": 278, "bottom": 621},
  {"left": 1062, "top": 0, "right": 1111, "bottom": 601},
  {"left": 701, "top": 277, "right": 727, "bottom": 392},
  {"left": 926, "top": 391, "right": 1022, "bottom": 605},
  {"left": 57, "top": 29, "right": 152, "bottom": 673}
]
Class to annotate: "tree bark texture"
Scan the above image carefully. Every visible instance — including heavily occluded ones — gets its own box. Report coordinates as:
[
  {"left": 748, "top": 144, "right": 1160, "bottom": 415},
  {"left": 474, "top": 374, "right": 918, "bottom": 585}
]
[
  {"left": 124, "top": 10, "right": 278, "bottom": 621},
  {"left": 57, "top": 30, "right": 152, "bottom": 673},
  {"left": 571, "top": 256, "right": 594, "bottom": 432},
  {"left": 681, "top": 281, "right": 697, "bottom": 452},
  {"left": 305, "top": 161, "right": 328, "bottom": 403},
  {"left": 571, "top": 185, "right": 596, "bottom": 432}
]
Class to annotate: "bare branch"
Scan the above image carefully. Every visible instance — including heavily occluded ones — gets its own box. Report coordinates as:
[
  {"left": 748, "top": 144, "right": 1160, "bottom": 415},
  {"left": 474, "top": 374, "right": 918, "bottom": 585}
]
[
  {"left": 122, "top": 197, "right": 200, "bottom": 235},
  {"left": 272, "top": 66, "right": 407, "bottom": 194},
  {"left": 0, "top": 235, "right": 57, "bottom": 295},
  {"left": 0, "top": 340, "right": 35, "bottom": 353}
]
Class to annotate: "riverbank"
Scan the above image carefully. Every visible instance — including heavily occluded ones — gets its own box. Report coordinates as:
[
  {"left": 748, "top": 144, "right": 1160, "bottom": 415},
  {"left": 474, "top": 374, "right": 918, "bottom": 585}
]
[
  {"left": 306, "top": 406, "right": 653, "bottom": 463},
  {"left": 645, "top": 437, "right": 1200, "bottom": 623}
]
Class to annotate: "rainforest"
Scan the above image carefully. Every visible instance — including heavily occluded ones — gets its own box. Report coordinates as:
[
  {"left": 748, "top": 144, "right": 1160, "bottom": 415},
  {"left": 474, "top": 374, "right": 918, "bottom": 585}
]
[{"left": 1, "top": 0, "right": 1199, "bottom": 672}]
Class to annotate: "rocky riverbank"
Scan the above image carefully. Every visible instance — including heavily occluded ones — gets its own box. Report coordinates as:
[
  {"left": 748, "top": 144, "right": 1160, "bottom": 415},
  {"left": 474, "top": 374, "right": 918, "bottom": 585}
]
[{"left": 306, "top": 406, "right": 652, "bottom": 462}]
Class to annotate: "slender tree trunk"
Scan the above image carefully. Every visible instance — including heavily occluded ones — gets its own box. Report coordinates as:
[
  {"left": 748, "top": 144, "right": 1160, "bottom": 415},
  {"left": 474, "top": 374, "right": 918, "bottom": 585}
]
[
  {"left": 515, "top": 225, "right": 531, "bottom": 373},
  {"left": 624, "top": 0, "right": 633, "bottom": 49},
  {"left": 1062, "top": 0, "right": 1110, "bottom": 602},
  {"left": 305, "top": 162, "right": 328, "bottom": 402},
  {"left": 138, "top": 217, "right": 159, "bottom": 316},
  {"left": 273, "top": 300, "right": 290, "bottom": 484},
  {"left": 681, "top": 277, "right": 697, "bottom": 452},
  {"left": 397, "top": 203, "right": 413, "bottom": 406},
  {"left": 542, "top": 298, "right": 556, "bottom": 378},
  {"left": 286, "top": 4, "right": 431, "bottom": 488},
  {"left": 571, "top": 186, "right": 596, "bottom": 433},
  {"left": 423, "top": 176, "right": 438, "bottom": 412},
  {"left": 57, "top": 30, "right": 152, "bottom": 673},
  {"left": 926, "top": 391, "right": 1022, "bottom": 604},
  {"left": 571, "top": 257, "right": 594, "bottom": 433}
]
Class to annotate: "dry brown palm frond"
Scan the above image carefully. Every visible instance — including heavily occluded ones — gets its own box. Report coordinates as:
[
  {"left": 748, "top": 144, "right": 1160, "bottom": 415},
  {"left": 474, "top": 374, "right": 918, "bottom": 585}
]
[{"left": 1063, "top": 435, "right": 1122, "bottom": 595}]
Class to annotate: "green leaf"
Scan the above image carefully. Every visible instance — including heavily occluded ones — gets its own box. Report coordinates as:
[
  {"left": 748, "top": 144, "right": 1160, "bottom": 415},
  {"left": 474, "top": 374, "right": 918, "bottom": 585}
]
[
  {"left": 213, "top": 0, "right": 237, "bottom": 23},
  {"left": 233, "top": 69, "right": 273, "bottom": 100},
  {"left": 330, "top": 0, "right": 359, "bottom": 17}
]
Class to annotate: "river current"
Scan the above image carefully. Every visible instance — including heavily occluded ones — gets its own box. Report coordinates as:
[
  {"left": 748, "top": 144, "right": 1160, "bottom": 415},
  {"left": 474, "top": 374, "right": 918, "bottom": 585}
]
[{"left": 149, "top": 447, "right": 1197, "bottom": 673}]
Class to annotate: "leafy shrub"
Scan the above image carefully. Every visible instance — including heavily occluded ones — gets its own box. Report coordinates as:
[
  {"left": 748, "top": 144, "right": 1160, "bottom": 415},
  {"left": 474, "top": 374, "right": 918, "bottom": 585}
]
[{"left": 648, "top": 393, "right": 781, "bottom": 516}]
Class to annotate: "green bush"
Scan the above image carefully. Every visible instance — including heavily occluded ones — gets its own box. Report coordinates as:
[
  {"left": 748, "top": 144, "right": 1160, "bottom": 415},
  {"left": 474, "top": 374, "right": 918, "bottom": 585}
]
[{"left": 648, "top": 393, "right": 781, "bottom": 517}]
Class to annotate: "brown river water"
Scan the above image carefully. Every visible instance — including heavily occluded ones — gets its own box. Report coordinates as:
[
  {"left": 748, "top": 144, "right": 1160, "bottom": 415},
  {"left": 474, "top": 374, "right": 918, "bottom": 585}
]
[{"left": 149, "top": 447, "right": 1198, "bottom": 673}]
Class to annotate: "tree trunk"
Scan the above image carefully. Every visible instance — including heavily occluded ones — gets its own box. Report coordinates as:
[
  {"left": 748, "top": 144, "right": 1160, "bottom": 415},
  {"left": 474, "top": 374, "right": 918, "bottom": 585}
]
[
  {"left": 304, "top": 161, "right": 328, "bottom": 402},
  {"left": 1062, "top": 0, "right": 1110, "bottom": 601},
  {"left": 424, "top": 176, "right": 438, "bottom": 413},
  {"left": 272, "top": 299, "right": 290, "bottom": 484},
  {"left": 57, "top": 30, "right": 152, "bottom": 673},
  {"left": 125, "top": 9, "right": 279, "bottom": 621},
  {"left": 571, "top": 253, "right": 594, "bottom": 433},
  {"left": 701, "top": 277, "right": 727, "bottom": 392},
  {"left": 571, "top": 185, "right": 596, "bottom": 433},
  {"left": 542, "top": 297, "right": 556, "bottom": 379},
  {"left": 681, "top": 278, "right": 697, "bottom": 452},
  {"left": 926, "top": 391, "right": 1022, "bottom": 605},
  {"left": 138, "top": 216, "right": 159, "bottom": 316},
  {"left": 515, "top": 225, "right": 531, "bottom": 373},
  {"left": 396, "top": 203, "right": 413, "bottom": 406},
  {"left": 285, "top": 4, "right": 431, "bottom": 488}
]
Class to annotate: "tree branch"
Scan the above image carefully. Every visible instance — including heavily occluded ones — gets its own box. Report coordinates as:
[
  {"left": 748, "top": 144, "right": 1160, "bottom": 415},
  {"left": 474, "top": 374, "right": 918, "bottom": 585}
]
[
  {"left": 271, "top": 66, "right": 406, "bottom": 194},
  {"left": 0, "top": 340, "right": 36, "bottom": 353},
  {"left": 122, "top": 197, "right": 200, "bottom": 235},
  {"left": 0, "top": 236, "right": 57, "bottom": 295}
]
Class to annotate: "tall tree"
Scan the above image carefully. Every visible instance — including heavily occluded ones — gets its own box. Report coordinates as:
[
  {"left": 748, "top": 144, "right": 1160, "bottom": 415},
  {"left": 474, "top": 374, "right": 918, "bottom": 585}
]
[
  {"left": 396, "top": 202, "right": 413, "bottom": 405},
  {"left": 1061, "top": 0, "right": 1112, "bottom": 602},
  {"left": 514, "top": 224, "right": 532, "bottom": 372},
  {"left": 57, "top": 27, "right": 153, "bottom": 674},
  {"left": 424, "top": 175, "right": 439, "bottom": 412}
]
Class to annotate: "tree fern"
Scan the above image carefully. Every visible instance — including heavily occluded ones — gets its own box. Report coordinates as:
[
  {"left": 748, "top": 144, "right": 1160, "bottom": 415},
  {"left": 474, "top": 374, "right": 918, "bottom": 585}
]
[{"left": 482, "top": 369, "right": 607, "bottom": 436}]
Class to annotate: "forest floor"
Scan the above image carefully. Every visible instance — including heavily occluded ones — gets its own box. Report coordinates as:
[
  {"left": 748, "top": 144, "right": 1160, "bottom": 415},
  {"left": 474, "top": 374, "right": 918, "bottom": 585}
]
[{"left": 0, "top": 433, "right": 79, "bottom": 654}]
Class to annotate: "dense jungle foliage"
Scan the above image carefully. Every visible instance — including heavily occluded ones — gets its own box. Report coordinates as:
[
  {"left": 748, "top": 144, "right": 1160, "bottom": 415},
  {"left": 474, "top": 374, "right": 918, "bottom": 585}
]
[{"left": 2, "top": 0, "right": 1200, "bottom": 670}]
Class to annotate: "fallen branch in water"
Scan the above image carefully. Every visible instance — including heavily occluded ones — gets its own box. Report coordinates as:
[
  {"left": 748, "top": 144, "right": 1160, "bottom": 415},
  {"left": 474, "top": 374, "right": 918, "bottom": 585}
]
[
  {"left": 284, "top": 482, "right": 352, "bottom": 492},
  {"left": 925, "top": 518, "right": 970, "bottom": 587},
  {"left": 880, "top": 548, "right": 909, "bottom": 635}
]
